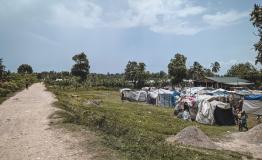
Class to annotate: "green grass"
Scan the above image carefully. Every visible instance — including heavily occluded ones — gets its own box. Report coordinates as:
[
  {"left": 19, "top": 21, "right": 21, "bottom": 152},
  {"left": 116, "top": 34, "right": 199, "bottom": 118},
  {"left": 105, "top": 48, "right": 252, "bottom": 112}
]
[{"left": 48, "top": 85, "right": 252, "bottom": 160}]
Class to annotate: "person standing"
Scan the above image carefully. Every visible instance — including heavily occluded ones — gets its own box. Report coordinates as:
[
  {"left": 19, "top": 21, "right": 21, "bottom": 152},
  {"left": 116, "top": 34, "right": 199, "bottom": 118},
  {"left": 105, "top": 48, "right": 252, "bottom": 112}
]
[
  {"left": 121, "top": 91, "right": 124, "bottom": 102},
  {"left": 239, "top": 111, "right": 248, "bottom": 131}
]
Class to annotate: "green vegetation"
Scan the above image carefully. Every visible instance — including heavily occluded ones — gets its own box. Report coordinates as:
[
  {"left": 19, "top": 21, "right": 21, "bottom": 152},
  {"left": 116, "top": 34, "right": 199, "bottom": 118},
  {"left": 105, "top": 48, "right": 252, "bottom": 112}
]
[
  {"left": 71, "top": 52, "right": 90, "bottom": 82},
  {"left": 168, "top": 53, "right": 187, "bottom": 86},
  {"left": 46, "top": 83, "right": 250, "bottom": 160},
  {"left": 0, "top": 59, "right": 37, "bottom": 103},
  {"left": 226, "top": 62, "right": 261, "bottom": 87},
  {"left": 250, "top": 4, "right": 262, "bottom": 65},
  {"left": 124, "top": 61, "right": 147, "bottom": 88},
  {"left": 0, "top": 73, "right": 37, "bottom": 103},
  {"left": 17, "top": 64, "right": 33, "bottom": 74}
]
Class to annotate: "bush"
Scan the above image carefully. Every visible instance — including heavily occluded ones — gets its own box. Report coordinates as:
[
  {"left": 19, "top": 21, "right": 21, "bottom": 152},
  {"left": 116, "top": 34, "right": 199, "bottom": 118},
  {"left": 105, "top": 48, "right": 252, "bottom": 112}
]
[{"left": 0, "top": 88, "right": 10, "bottom": 97}]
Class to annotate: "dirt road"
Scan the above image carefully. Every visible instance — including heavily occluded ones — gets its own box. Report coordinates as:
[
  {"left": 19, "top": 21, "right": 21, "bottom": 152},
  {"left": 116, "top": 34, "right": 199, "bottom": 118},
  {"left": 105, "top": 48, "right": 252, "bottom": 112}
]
[{"left": 0, "top": 83, "right": 116, "bottom": 160}]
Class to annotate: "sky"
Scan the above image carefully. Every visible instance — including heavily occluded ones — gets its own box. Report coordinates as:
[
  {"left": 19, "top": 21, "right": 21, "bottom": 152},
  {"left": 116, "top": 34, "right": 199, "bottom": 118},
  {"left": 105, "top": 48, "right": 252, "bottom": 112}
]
[{"left": 0, "top": 0, "right": 261, "bottom": 74}]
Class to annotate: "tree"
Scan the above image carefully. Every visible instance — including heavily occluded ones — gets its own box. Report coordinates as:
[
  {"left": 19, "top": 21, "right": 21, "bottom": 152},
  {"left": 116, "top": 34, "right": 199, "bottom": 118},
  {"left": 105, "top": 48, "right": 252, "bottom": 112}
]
[
  {"left": 159, "top": 70, "right": 167, "bottom": 78},
  {"left": 204, "top": 68, "right": 214, "bottom": 77},
  {"left": 124, "top": 61, "right": 147, "bottom": 88},
  {"left": 0, "top": 58, "right": 6, "bottom": 80},
  {"left": 250, "top": 4, "right": 262, "bottom": 65},
  {"left": 226, "top": 62, "right": 261, "bottom": 82},
  {"left": 211, "top": 61, "right": 221, "bottom": 73},
  {"left": 71, "top": 52, "right": 90, "bottom": 81},
  {"left": 17, "top": 64, "right": 33, "bottom": 74},
  {"left": 168, "top": 53, "right": 187, "bottom": 86},
  {"left": 189, "top": 61, "right": 205, "bottom": 80}
]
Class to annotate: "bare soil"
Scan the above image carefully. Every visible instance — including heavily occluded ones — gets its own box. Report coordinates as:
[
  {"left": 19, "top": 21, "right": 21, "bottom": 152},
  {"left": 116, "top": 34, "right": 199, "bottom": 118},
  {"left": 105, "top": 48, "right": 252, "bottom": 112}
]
[
  {"left": 0, "top": 83, "right": 119, "bottom": 160},
  {"left": 215, "top": 124, "right": 262, "bottom": 159},
  {"left": 166, "top": 126, "right": 219, "bottom": 150},
  {"left": 167, "top": 125, "right": 262, "bottom": 159}
]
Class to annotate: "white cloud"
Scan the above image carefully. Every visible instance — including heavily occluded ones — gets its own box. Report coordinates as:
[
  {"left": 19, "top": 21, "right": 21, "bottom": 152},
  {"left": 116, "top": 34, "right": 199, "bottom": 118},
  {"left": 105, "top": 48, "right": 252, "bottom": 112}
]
[
  {"left": 3, "top": 0, "right": 249, "bottom": 35},
  {"left": 202, "top": 10, "right": 248, "bottom": 27},
  {"left": 110, "top": 0, "right": 206, "bottom": 35},
  {"left": 50, "top": 1, "right": 103, "bottom": 28}
]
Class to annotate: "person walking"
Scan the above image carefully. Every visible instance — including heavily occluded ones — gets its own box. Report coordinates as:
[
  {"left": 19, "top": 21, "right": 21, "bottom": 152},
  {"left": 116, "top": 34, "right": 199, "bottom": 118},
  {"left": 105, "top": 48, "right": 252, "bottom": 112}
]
[{"left": 25, "top": 81, "right": 29, "bottom": 90}]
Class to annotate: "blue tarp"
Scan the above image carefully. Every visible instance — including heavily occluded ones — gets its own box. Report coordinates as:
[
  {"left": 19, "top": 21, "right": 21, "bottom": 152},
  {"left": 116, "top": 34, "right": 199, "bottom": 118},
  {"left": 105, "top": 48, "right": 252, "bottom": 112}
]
[{"left": 244, "top": 94, "right": 262, "bottom": 100}]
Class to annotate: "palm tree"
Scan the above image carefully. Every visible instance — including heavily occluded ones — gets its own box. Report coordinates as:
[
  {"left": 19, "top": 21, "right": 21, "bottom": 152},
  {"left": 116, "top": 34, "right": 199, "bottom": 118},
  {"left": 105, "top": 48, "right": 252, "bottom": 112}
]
[
  {"left": 211, "top": 61, "right": 221, "bottom": 73},
  {"left": 190, "top": 61, "right": 205, "bottom": 80}
]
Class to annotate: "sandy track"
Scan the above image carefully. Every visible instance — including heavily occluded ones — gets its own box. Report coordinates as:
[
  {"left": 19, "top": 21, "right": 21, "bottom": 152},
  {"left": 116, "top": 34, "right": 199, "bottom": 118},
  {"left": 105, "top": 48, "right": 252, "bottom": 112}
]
[{"left": 0, "top": 83, "right": 95, "bottom": 160}]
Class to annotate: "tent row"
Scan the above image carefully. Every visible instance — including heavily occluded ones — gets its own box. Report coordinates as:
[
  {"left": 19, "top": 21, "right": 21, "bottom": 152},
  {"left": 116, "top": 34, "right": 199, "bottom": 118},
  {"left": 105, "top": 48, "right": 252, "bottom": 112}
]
[{"left": 120, "top": 87, "right": 262, "bottom": 126}]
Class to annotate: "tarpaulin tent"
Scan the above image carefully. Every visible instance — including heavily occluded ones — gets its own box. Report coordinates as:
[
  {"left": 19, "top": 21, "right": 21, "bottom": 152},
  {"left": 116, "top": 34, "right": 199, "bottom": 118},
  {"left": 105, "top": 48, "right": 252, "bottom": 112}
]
[
  {"left": 211, "top": 101, "right": 235, "bottom": 126},
  {"left": 120, "top": 89, "right": 147, "bottom": 102},
  {"left": 182, "top": 87, "right": 206, "bottom": 96},
  {"left": 196, "top": 100, "right": 235, "bottom": 125},
  {"left": 148, "top": 89, "right": 180, "bottom": 107},
  {"left": 243, "top": 94, "right": 262, "bottom": 115},
  {"left": 196, "top": 100, "right": 216, "bottom": 125}
]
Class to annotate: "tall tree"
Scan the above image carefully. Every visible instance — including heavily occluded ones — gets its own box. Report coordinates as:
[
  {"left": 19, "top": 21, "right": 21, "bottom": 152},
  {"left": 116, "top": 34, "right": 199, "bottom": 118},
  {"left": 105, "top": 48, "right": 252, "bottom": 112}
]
[
  {"left": 71, "top": 52, "right": 90, "bottom": 81},
  {"left": 211, "top": 61, "right": 221, "bottom": 73},
  {"left": 124, "top": 61, "right": 147, "bottom": 88},
  {"left": 226, "top": 62, "right": 260, "bottom": 82},
  {"left": 168, "top": 53, "right": 187, "bottom": 86},
  {"left": 0, "top": 58, "right": 6, "bottom": 80},
  {"left": 250, "top": 4, "right": 262, "bottom": 65},
  {"left": 17, "top": 64, "right": 33, "bottom": 74}
]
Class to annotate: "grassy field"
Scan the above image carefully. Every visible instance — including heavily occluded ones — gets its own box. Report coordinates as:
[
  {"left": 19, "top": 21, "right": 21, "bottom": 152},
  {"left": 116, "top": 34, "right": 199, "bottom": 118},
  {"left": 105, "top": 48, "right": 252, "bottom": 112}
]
[{"left": 47, "top": 85, "right": 253, "bottom": 160}]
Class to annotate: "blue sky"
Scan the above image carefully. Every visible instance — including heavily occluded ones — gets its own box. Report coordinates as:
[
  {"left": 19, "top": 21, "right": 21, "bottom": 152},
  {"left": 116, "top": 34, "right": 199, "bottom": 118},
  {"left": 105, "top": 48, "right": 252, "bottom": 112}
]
[{"left": 0, "top": 0, "right": 261, "bottom": 74}]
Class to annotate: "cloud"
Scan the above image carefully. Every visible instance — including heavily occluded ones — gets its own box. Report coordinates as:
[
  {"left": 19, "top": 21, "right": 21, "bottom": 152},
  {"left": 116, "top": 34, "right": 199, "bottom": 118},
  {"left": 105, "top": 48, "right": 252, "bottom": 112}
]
[
  {"left": 50, "top": 0, "right": 103, "bottom": 28},
  {"left": 0, "top": 0, "right": 250, "bottom": 36},
  {"left": 202, "top": 10, "right": 248, "bottom": 27},
  {"left": 107, "top": 0, "right": 206, "bottom": 35}
]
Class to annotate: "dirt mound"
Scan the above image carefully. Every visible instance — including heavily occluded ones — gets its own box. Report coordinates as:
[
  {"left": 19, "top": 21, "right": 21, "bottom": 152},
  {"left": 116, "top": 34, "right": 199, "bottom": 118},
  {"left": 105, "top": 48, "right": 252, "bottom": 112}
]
[
  {"left": 166, "top": 126, "right": 218, "bottom": 149},
  {"left": 243, "top": 123, "right": 262, "bottom": 144}
]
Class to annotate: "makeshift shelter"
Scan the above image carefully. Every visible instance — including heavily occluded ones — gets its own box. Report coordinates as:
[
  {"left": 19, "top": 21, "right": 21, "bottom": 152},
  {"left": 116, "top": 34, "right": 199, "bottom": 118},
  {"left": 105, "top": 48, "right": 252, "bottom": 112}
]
[
  {"left": 196, "top": 100, "right": 216, "bottom": 125},
  {"left": 120, "top": 88, "right": 132, "bottom": 100},
  {"left": 212, "top": 101, "right": 235, "bottom": 125},
  {"left": 120, "top": 89, "right": 147, "bottom": 102},
  {"left": 182, "top": 87, "right": 206, "bottom": 96},
  {"left": 196, "top": 99, "right": 235, "bottom": 125},
  {"left": 126, "top": 90, "right": 147, "bottom": 102},
  {"left": 243, "top": 94, "right": 262, "bottom": 115},
  {"left": 148, "top": 89, "right": 180, "bottom": 107}
]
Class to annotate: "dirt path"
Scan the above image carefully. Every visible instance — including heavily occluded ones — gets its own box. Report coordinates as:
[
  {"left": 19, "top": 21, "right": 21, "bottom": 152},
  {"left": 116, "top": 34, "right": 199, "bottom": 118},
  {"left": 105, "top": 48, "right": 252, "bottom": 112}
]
[
  {"left": 215, "top": 132, "right": 262, "bottom": 159},
  {"left": 0, "top": 83, "right": 118, "bottom": 160}
]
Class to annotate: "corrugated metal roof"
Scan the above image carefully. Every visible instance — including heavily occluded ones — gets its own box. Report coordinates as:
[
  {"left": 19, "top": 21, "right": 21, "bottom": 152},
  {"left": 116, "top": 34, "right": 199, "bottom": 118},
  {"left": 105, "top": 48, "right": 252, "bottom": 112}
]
[{"left": 206, "top": 77, "right": 252, "bottom": 85}]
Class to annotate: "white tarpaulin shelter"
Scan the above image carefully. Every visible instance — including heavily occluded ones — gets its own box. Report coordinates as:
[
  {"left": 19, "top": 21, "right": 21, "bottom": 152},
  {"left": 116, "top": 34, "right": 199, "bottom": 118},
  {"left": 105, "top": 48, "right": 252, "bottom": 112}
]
[
  {"left": 196, "top": 100, "right": 216, "bottom": 125},
  {"left": 148, "top": 89, "right": 179, "bottom": 107},
  {"left": 196, "top": 100, "right": 233, "bottom": 125},
  {"left": 125, "top": 90, "right": 147, "bottom": 102},
  {"left": 243, "top": 94, "right": 262, "bottom": 115},
  {"left": 183, "top": 87, "right": 206, "bottom": 96}
]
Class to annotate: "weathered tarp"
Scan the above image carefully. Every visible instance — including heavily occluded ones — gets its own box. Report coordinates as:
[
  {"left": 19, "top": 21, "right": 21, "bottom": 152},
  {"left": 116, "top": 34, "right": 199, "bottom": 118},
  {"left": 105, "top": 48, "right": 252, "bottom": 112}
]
[
  {"left": 244, "top": 94, "right": 262, "bottom": 100},
  {"left": 243, "top": 100, "right": 262, "bottom": 115},
  {"left": 183, "top": 87, "right": 206, "bottom": 96},
  {"left": 243, "top": 94, "right": 262, "bottom": 115},
  {"left": 210, "top": 100, "right": 231, "bottom": 109},
  {"left": 148, "top": 89, "right": 180, "bottom": 107},
  {"left": 125, "top": 90, "right": 147, "bottom": 102},
  {"left": 196, "top": 100, "right": 216, "bottom": 125},
  {"left": 196, "top": 100, "right": 234, "bottom": 125},
  {"left": 214, "top": 107, "right": 235, "bottom": 126}
]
